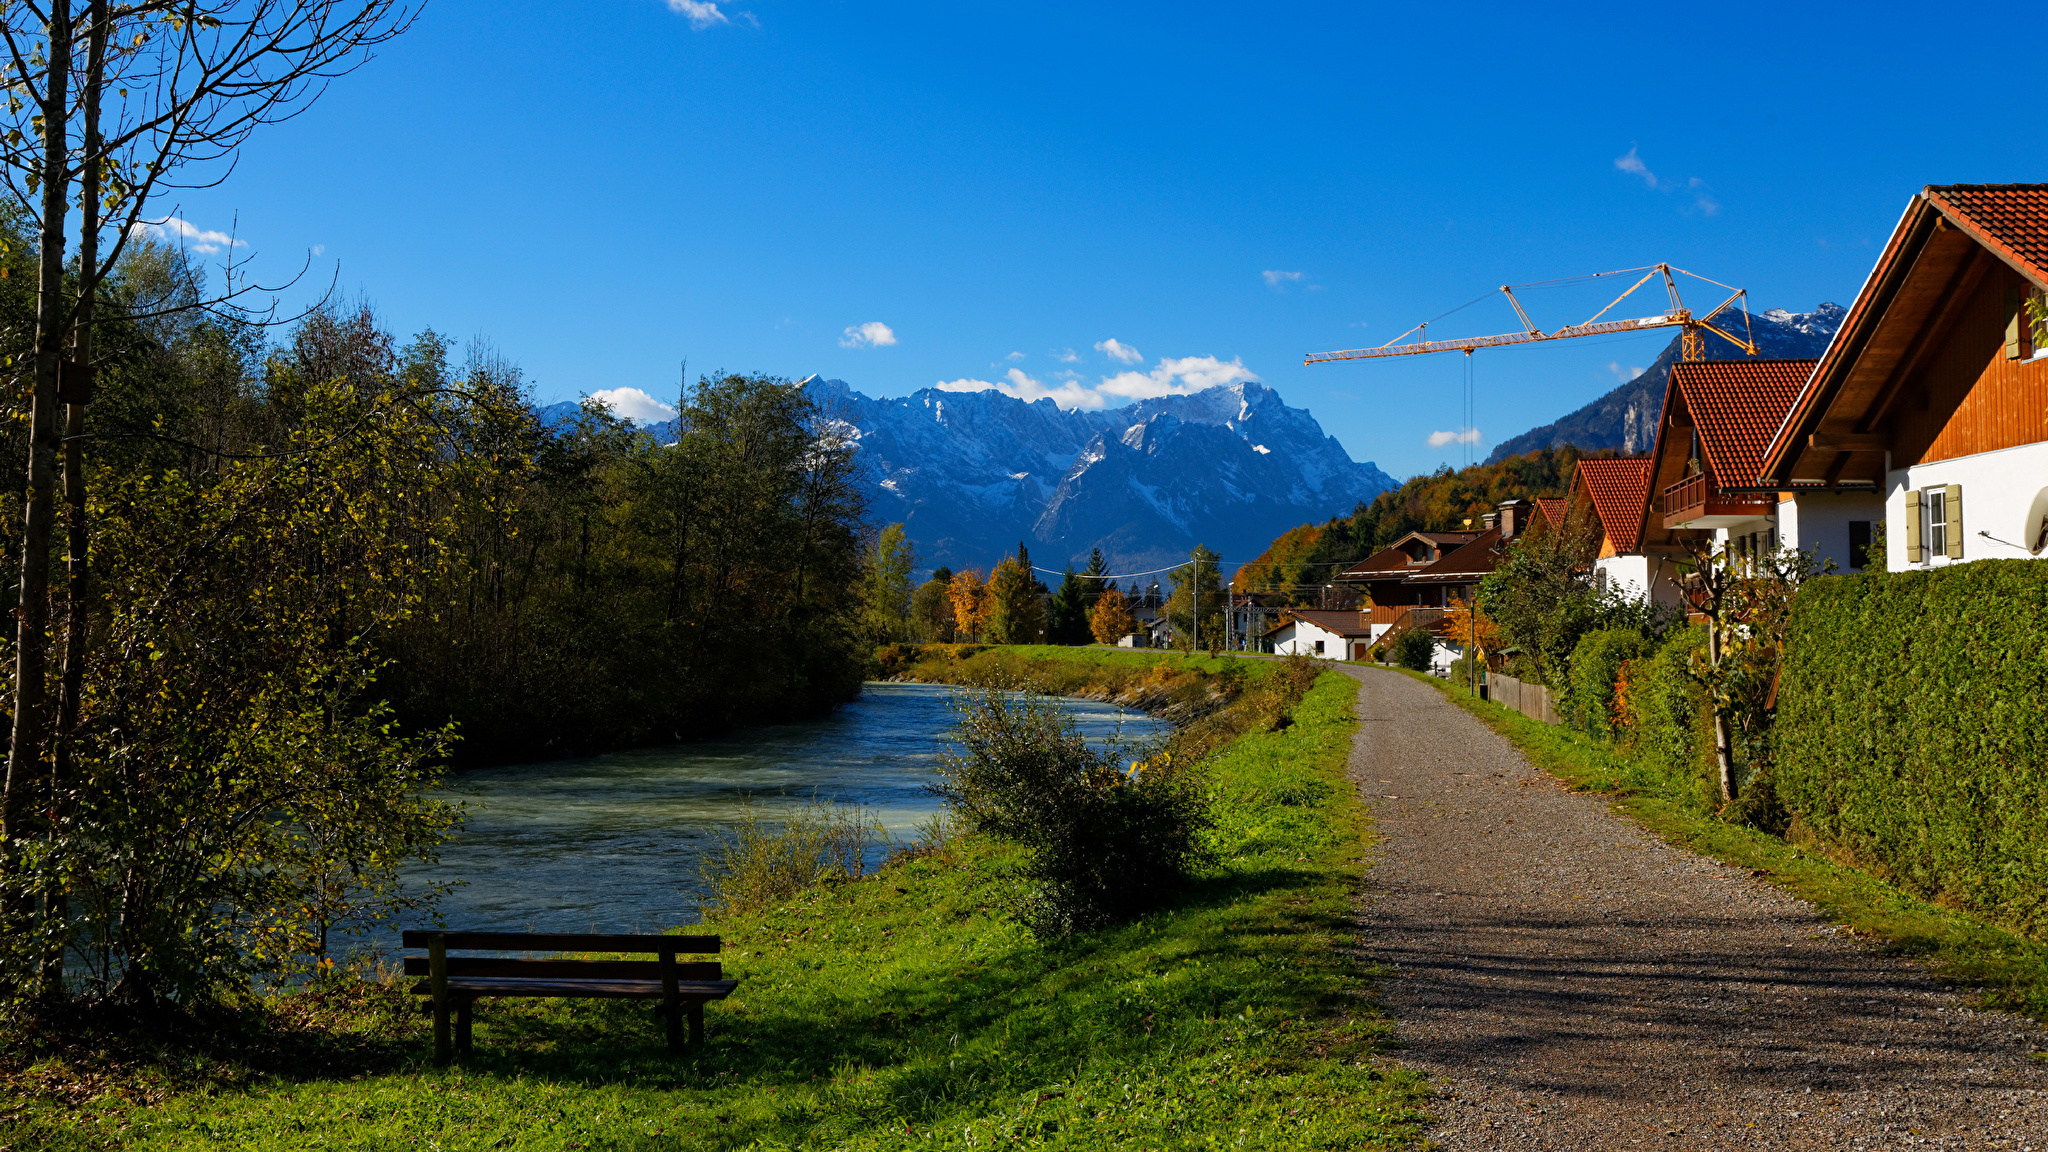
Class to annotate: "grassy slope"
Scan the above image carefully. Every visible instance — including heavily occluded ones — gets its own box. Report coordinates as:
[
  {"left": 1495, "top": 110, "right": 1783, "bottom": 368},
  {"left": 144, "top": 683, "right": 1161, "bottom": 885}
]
[
  {"left": 1410, "top": 670, "right": 2048, "bottom": 1024},
  {"left": 22, "top": 658, "right": 1428, "bottom": 1150}
]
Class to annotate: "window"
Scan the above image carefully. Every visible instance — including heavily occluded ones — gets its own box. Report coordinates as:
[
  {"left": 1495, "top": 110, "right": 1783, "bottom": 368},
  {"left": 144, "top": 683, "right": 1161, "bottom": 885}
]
[
  {"left": 1928, "top": 489, "right": 1948, "bottom": 559},
  {"left": 1848, "top": 521, "right": 1872, "bottom": 570},
  {"left": 1313, "top": 639, "right": 1324, "bottom": 655}
]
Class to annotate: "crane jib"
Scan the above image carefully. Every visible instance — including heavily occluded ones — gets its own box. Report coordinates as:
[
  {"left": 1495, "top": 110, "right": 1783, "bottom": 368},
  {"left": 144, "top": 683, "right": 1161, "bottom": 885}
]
[{"left": 1303, "top": 313, "right": 1686, "bottom": 365}]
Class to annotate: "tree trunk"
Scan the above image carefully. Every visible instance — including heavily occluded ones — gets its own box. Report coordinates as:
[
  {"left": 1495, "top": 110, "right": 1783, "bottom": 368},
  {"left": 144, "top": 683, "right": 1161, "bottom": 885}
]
[
  {"left": 2, "top": 0, "right": 72, "bottom": 853},
  {"left": 1706, "top": 592, "right": 1736, "bottom": 805},
  {"left": 44, "top": 0, "right": 105, "bottom": 995}
]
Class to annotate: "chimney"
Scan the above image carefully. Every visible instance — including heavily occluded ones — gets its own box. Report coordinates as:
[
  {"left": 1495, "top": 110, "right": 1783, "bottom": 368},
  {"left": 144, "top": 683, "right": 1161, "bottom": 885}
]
[
  {"left": 1481, "top": 512, "right": 1497, "bottom": 530},
  {"left": 1497, "top": 498, "right": 1530, "bottom": 539}
]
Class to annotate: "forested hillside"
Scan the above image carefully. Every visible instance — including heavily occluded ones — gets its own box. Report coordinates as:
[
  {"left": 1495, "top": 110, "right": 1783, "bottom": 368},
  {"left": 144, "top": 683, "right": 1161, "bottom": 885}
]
[{"left": 1233, "top": 446, "right": 1598, "bottom": 595}]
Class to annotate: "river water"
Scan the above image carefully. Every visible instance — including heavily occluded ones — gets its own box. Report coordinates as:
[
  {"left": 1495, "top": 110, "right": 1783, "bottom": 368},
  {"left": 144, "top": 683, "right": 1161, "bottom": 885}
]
[{"left": 387, "top": 681, "right": 1161, "bottom": 942}]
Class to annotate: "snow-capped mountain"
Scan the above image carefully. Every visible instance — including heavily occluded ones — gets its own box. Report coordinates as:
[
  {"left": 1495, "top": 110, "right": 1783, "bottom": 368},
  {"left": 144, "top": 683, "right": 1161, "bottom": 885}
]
[
  {"left": 1486, "top": 303, "right": 1846, "bottom": 463},
  {"left": 804, "top": 377, "right": 1396, "bottom": 572}
]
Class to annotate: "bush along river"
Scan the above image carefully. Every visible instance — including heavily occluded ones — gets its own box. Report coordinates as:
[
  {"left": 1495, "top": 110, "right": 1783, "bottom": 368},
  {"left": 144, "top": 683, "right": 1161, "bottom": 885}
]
[{"left": 386, "top": 681, "right": 1162, "bottom": 945}]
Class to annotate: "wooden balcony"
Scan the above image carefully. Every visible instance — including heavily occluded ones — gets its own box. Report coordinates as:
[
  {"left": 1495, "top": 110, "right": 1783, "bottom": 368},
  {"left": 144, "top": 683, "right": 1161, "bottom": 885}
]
[{"left": 1662, "top": 473, "right": 1774, "bottom": 530}]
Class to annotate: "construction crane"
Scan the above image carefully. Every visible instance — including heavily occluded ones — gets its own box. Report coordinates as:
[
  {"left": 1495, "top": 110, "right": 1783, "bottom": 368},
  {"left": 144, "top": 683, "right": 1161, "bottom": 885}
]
[{"left": 1305, "top": 263, "right": 1760, "bottom": 366}]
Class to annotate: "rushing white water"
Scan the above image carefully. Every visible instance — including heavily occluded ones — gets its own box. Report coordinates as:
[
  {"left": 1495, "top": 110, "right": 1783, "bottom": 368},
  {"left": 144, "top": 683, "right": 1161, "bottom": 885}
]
[{"left": 384, "top": 681, "right": 1161, "bottom": 943}]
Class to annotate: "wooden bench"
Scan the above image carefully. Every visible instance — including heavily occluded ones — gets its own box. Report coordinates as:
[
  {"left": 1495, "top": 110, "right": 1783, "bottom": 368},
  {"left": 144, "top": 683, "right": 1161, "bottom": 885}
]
[{"left": 401, "top": 931, "right": 737, "bottom": 1063}]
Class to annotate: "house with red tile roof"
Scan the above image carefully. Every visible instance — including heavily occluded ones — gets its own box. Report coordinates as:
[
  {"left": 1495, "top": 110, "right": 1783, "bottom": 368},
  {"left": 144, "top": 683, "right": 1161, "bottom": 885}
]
[
  {"left": 1332, "top": 499, "right": 1536, "bottom": 644},
  {"left": 1564, "top": 457, "right": 1682, "bottom": 604},
  {"left": 1636, "top": 357, "right": 1854, "bottom": 576},
  {"left": 1759, "top": 184, "right": 2048, "bottom": 569}
]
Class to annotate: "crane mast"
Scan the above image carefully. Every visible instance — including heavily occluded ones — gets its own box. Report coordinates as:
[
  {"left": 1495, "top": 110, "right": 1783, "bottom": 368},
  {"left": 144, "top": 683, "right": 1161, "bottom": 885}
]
[{"left": 1305, "top": 263, "right": 1760, "bottom": 366}]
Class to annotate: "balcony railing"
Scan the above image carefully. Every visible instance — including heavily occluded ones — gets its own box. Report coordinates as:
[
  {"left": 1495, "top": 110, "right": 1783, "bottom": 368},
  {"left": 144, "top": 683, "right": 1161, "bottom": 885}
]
[{"left": 1661, "top": 473, "right": 1774, "bottom": 529}]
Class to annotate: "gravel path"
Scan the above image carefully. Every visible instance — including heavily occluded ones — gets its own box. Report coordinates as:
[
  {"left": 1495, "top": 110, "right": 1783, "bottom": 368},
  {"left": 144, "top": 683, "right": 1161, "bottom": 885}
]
[{"left": 1339, "top": 666, "right": 2048, "bottom": 1150}]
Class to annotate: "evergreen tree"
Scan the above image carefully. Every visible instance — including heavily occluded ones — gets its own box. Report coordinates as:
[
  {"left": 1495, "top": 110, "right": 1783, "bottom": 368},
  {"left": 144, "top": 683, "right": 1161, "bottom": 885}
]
[
  {"left": 1049, "top": 567, "right": 1090, "bottom": 644},
  {"left": 1081, "top": 547, "right": 1110, "bottom": 609}
]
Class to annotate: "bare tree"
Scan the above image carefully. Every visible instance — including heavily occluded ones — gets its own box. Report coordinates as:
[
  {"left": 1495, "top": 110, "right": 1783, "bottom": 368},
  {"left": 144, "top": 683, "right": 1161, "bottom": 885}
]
[{"left": 0, "top": 0, "right": 417, "bottom": 947}]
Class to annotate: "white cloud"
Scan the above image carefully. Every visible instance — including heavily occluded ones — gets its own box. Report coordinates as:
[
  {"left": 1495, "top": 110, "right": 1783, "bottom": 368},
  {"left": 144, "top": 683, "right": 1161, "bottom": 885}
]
[
  {"left": 588, "top": 387, "right": 680, "bottom": 425},
  {"left": 1607, "top": 361, "right": 1644, "bottom": 383},
  {"left": 311, "top": 244, "right": 325, "bottom": 256},
  {"left": 937, "top": 368, "right": 1104, "bottom": 410},
  {"left": 1427, "top": 428, "right": 1482, "bottom": 447},
  {"left": 1054, "top": 348, "right": 1079, "bottom": 363},
  {"left": 1688, "top": 176, "right": 1721, "bottom": 216},
  {"left": 129, "top": 215, "right": 248, "bottom": 254},
  {"left": 840, "top": 321, "right": 897, "bottom": 349},
  {"left": 1615, "top": 146, "right": 1657, "bottom": 189},
  {"left": 1262, "top": 269, "right": 1307, "bottom": 290},
  {"left": 667, "top": 0, "right": 729, "bottom": 29},
  {"left": 1006, "top": 350, "right": 1025, "bottom": 361},
  {"left": 1094, "top": 337, "right": 1142, "bottom": 364},
  {"left": 936, "top": 354, "right": 1260, "bottom": 411}
]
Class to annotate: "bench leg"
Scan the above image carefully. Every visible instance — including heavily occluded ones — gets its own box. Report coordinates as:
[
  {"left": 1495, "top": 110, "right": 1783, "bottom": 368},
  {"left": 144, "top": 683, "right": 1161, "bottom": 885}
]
[
  {"left": 456, "top": 1000, "right": 474, "bottom": 1054},
  {"left": 689, "top": 1001, "right": 705, "bottom": 1047},
  {"left": 433, "top": 998, "right": 451, "bottom": 1065},
  {"left": 664, "top": 998, "right": 682, "bottom": 1055}
]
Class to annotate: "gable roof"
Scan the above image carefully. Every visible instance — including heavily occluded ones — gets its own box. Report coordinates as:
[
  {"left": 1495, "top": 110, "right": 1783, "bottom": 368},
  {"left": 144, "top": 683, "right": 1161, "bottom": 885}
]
[
  {"left": 1571, "top": 457, "right": 1653, "bottom": 554},
  {"left": 1533, "top": 497, "right": 1567, "bottom": 531},
  {"left": 1763, "top": 184, "right": 2048, "bottom": 482},
  {"left": 1268, "top": 609, "right": 1373, "bottom": 639},
  {"left": 1926, "top": 184, "right": 2048, "bottom": 286},
  {"left": 1405, "top": 528, "right": 1504, "bottom": 583},
  {"left": 1336, "top": 530, "right": 1483, "bottom": 579},
  {"left": 1674, "top": 359, "right": 1814, "bottom": 490}
]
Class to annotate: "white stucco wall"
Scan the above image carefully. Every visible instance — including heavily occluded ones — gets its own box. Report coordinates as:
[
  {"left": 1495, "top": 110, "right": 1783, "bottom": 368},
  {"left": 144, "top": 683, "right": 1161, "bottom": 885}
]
[
  {"left": 1885, "top": 440, "right": 2048, "bottom": 570},
  {"left": 1270, "top": 621, "right": 1366, "bottom": 660},
  {"left": 1777, "top": 489, "right": 1886, "bottom": 572},
  {"left": 1593, "top": 553, "right": 1688, "bottom": 607}
]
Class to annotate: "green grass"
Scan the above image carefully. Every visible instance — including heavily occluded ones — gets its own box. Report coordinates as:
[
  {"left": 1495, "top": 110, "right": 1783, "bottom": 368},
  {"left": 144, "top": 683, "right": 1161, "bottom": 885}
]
[
  {"left": 1411, "top": 669, "right": 2048, "bottom": 1024},
  {"left": 7, "top": 660, "right": 1430, "bottom": 1150}
]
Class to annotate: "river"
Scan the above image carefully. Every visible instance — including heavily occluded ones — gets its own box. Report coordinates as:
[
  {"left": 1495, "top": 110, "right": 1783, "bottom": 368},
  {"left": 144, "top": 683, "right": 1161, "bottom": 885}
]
[{"left": 386, "top": 681, "right": 1162, "bottom": 942}]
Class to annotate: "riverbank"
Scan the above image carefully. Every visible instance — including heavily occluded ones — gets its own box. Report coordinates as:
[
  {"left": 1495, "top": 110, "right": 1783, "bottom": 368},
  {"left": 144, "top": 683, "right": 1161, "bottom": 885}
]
[{"left": 3, "top": 650, "right": 1431, "bottom": 1150}]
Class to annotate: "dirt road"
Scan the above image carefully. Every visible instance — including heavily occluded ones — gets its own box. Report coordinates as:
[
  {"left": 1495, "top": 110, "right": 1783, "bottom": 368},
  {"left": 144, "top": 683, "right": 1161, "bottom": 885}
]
[{"left": 1341, "top": 666, "right": 2048, "bottom": 1149}]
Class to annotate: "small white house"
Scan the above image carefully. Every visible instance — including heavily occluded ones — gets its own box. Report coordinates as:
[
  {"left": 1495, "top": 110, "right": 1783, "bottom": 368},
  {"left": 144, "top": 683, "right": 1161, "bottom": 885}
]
[{"left": 1265, "top": 610, "right": 1373, "bottom": 661}]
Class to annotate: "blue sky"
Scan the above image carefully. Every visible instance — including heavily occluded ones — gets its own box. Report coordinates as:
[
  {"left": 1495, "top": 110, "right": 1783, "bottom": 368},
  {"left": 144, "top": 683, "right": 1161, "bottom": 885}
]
[{"left": 160, "top": 1, "right": 2038, "bottom": 481}]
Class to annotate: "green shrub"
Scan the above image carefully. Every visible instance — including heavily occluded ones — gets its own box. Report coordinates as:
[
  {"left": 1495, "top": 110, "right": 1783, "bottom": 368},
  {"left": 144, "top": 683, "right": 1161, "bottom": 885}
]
[
  {"left": 935, "top": 687, "right": 1209, "bottom": 935},
  {"left": 1391, "top": 627, "right": 1435, "bottom": 672},
  {"left": 1777, "top": 562, "right": 2048, "bottom": 938},
  {"left": 1560, "top": 627, "right": 1652, "bottom": 737},
  {"left": 1619, "top": 624, "right": 1710, "bottom": 804},
  {"left": 697, "top": 800, "right": 888, "bottom": 915}
]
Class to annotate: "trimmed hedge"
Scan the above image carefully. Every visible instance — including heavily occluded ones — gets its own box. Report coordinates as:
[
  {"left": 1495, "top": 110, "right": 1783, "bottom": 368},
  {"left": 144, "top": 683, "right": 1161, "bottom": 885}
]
[{"left": 1777, "top": 561, "right": 2048, "bottom": 938}]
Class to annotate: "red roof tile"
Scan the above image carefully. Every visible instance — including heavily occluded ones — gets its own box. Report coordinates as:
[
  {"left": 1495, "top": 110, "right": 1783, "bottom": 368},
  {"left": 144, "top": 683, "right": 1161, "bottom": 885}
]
[
  {"left": 1926, "top": 184, "right": 2048, "bottom": 287},
  {"left": 1672, "top": 359, "right": 1815, "bottom": 490},
  {"left": 1571, "top": 458, "right": 1652, "bottom": 554},
  {"left": 1533, "top": 497, "right": 1567, "bottom": 529}
]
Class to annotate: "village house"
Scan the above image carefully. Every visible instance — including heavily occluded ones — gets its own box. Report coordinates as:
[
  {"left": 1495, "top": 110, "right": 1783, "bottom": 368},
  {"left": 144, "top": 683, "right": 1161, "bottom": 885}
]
[
  {"left": 1636, "top": 358, "right": 1842, "bottom": 580},
  {"left": 1759, "top": 184, "right": 2048, "bottom": 568},
  {"left": 1333, "top": 498, "right": 1535, "bottom": 641},
  {"left": 1565, "top": 457, "right": 1679, "bottom": 604},
  {"left": 1263, "top": 609, "right": 1377, "bottom": 661}
]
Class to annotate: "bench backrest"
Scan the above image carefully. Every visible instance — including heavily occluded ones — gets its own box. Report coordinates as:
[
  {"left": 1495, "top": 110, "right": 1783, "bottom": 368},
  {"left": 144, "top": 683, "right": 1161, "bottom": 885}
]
[{"left": 400, "top": 932, "right": 723, "bottom": 981}]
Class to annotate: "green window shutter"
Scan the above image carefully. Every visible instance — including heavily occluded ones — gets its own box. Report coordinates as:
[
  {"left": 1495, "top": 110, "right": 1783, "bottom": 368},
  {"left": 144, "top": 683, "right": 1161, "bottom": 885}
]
[
  {"left": 1903, "top": 489, "right": 1923, "bottom": 563},
  {"left": 2009, "top": 287, "right": 2025, "bottom": 360},
  {"left": 1946, "top": 484, "right": 1964, "bottom": 559}
]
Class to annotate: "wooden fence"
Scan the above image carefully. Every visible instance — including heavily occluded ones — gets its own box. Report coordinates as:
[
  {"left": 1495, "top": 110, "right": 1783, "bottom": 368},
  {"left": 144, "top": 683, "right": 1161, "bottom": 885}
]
[{"left": 1486, "top": 672, "right": 1555, "bottom": 725}]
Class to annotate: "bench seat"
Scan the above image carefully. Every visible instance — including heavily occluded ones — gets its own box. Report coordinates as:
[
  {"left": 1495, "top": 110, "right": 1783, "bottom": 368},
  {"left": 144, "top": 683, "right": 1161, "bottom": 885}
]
[{"left": 410, "top": 977, "right": 738, "bottom": 1000}]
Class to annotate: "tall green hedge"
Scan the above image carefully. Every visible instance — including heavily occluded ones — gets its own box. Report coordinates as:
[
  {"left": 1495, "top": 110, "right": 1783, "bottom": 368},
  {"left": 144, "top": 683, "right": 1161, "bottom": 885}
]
[{"left": 1777, "top": 561, "right": 2048, "bottom": 938}]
